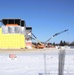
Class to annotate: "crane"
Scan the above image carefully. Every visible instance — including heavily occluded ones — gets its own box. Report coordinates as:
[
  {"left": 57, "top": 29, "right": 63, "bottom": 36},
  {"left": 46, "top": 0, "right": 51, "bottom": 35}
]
[
  {"left": 27, "top": 29, "right": 68, "bottom": 49},
  {"left": 27, "top": 31, "right": 44, "bottom": 48},
  {"left": 45, "top": 29, "right": 68, "bottom": 43},
  {"left": 31, "top": 32, "right": 45, "bottom": 48}
]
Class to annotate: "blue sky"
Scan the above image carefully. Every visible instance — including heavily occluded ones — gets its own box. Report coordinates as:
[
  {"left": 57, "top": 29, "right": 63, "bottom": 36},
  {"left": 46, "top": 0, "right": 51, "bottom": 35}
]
[{"left": 0, "top": 0, "right": 74, "bottom": 43}]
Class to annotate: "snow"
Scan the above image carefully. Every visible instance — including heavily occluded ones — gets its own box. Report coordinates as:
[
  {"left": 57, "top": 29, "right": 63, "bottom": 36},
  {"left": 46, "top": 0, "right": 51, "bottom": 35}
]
[{"left": 0, "top": 49, "right": 74, "bottom": 75}]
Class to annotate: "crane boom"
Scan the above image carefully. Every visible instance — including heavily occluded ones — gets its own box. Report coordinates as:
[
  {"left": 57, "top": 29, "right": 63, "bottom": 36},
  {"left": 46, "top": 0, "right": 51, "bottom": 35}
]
[
  {"left": 45, "top": 29, "right": 68, "bottom": 43},
  {"left": 31, "top": 33, "right": 43, "bottom": 45},
  {"left": 27, "top": 31, "right": 43, "bottom": 45}
]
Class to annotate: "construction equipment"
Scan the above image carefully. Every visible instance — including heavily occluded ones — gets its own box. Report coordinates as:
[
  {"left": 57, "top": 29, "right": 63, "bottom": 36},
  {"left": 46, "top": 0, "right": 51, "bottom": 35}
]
[
  {"left": 29, "top": 29, "right": 68, "bottom": 49},
  {"left": 27, "top": 31, "right": 44, "bottom": 49},
  {"left": 45, "top": 29, "right": 68, "bottom": 43},
  {"left": 45, "top": 29, "right": 68, "bottom": 48},
  {"left": 31, "top": 32, "right": 45, "bottom": 48}
]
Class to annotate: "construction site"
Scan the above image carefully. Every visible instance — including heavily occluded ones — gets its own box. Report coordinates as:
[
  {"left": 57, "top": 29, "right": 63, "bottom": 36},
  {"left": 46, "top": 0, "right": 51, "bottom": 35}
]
[
  {"left": 0, "top": 18, "right": 69, "bottom": 50},
  {"left": 0, "top": 18, "right": 74, "bottom": 75}
]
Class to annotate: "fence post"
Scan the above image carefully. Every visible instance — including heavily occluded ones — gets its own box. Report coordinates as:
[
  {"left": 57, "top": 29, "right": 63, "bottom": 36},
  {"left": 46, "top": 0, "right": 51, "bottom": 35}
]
[
  {"left": 44, "top": 53, "right": 47, "bottom": 75},
  {"left": 58, "top": 50, "right": 66, "bottom": 75}
]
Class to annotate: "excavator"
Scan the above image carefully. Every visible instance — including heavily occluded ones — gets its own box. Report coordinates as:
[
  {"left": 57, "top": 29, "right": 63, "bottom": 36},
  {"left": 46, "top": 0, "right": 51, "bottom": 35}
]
[{"left": 27, "top": 29, "right": 68, "bottom": 49}]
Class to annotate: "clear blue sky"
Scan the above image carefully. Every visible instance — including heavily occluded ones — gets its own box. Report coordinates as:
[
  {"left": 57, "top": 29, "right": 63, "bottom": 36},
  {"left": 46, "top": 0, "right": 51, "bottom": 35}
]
[{"left": 0, "top": 0, "right": 74, "bottom": 43}]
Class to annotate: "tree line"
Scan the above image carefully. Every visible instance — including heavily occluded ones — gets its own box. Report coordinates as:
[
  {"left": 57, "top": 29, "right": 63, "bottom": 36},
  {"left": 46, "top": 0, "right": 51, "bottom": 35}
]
[
  {"left": 32, "top": 40, "right": 74, "bottom": 46},
  {"left": 53, "top": 40, "right": 74, "bottom": 46}
]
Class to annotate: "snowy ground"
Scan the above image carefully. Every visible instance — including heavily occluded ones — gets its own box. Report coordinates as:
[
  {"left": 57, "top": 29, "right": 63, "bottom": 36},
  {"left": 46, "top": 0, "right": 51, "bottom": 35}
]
[{"left": 0, "top": 49, "right": 74, "bottom": 75}]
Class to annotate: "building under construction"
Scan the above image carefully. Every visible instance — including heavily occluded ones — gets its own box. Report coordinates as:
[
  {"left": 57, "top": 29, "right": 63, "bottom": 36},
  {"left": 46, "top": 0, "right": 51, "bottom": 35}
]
[
  {"left": 0, "top": 19, "right": 32, "bottom": 49},
  {"left": 0, "top": 18, "right": 69, "bottom": 49}
]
